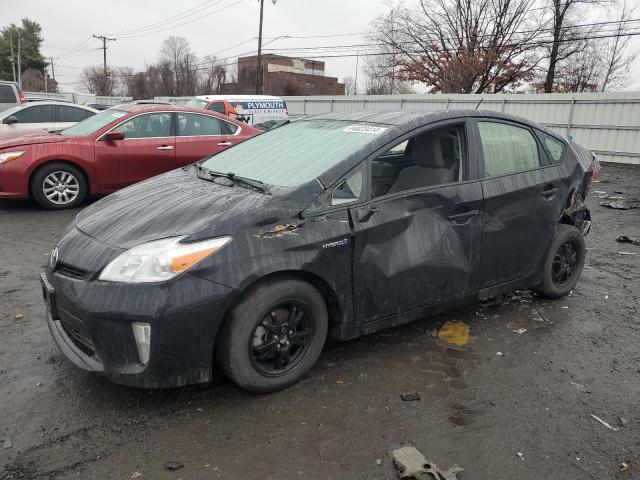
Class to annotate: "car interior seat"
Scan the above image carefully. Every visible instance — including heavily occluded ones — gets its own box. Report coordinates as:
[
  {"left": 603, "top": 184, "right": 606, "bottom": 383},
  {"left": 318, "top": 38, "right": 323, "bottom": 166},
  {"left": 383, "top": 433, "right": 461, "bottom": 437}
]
[{"left": 387, "top": 133, "right": 459, "bottom": 194}]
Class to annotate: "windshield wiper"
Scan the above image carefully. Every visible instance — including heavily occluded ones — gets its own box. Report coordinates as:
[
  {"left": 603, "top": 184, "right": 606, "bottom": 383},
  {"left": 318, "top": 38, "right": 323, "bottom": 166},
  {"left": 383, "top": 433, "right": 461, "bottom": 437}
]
[{"left": 197, "top": 165, "right": 269, "bottom": 194}]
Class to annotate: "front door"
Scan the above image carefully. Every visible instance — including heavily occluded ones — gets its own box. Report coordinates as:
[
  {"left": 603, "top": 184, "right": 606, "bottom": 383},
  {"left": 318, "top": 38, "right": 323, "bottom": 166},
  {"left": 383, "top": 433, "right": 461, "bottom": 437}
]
[
  {"left": 349, "top": 123, "right": 483, "bottom": 325},
  {"left": 475, "top": 119, "right": 566, "bottom": 287},
  {"left": 95, "top": 112, "right": 176, "bottom": 189}
]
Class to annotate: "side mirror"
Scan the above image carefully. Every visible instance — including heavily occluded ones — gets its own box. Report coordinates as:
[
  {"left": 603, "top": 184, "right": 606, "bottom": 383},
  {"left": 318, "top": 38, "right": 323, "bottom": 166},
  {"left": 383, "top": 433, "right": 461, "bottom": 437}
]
[
  {"left": 101, "top": 131, "right": 125, "bottom": 141},
  {"left": 3, "top": 116, "right": 18, "bottom": 125}
]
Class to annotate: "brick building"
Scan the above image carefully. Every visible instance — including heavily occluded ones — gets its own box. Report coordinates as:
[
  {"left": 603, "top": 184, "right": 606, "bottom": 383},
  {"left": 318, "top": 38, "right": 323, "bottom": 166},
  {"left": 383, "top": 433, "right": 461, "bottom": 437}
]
[{"left": 222, "top": 54, "right": 345, "bottom": 96}]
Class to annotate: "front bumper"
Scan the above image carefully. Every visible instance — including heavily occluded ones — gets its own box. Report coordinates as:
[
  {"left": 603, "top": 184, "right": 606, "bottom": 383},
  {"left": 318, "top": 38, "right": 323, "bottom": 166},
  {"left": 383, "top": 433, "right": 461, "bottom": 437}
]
[
  {"left": 41, "top": 268, "right": 237, "bottom": 389},
  {"left": 0, "top": 156, "right": 31, "bottom": 199}
]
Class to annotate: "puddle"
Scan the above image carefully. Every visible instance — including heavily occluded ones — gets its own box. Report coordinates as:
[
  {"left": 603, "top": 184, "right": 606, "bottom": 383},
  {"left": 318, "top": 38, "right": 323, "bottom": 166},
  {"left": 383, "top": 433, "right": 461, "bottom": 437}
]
[{"left": 437, "top": 321, "right": 471, "bottom": 347}]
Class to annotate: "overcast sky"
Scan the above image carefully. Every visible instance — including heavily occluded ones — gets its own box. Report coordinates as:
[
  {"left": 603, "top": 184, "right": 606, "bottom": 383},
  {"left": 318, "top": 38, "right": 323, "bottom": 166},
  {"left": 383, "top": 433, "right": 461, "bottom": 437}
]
[{"left": 1, "top": 0, "right": 639, "bottom": 92}]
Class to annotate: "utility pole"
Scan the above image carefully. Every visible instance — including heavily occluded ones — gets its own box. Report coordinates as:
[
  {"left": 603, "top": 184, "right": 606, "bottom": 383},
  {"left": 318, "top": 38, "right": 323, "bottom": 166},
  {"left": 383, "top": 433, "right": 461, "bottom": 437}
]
[
  {"left": 93, "top": 34, "right": 116, "bottom": 75},
  {"left": 354, "top": 50, "right": 360, "bottom": 95},
  {"left": 17, "top": 33, "right": 22, "bottom": 88},
  {"left": 9, "top": 34, "right": 16, "bottom": 83},
  {"left": 50, "top": 57, "right": 56, "bottom": 82},
  {"left": 255, "top": 0, "right": 276, "bottom": 95},
  {"left": 43, "top": 66, "right": 48, "bottom": 93}
]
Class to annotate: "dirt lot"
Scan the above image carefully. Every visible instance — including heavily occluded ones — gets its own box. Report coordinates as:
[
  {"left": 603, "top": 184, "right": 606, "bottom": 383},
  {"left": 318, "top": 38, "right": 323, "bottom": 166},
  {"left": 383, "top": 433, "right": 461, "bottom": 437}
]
[{"left": 1, "top": 163, "right": 639, "bottom": 480}]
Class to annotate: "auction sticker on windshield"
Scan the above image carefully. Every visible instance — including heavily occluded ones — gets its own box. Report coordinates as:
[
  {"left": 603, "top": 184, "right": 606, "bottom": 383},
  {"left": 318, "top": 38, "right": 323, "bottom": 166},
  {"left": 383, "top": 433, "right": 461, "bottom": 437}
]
[{"left": 342, "top": 125, "right": 388, "bottom": 134}]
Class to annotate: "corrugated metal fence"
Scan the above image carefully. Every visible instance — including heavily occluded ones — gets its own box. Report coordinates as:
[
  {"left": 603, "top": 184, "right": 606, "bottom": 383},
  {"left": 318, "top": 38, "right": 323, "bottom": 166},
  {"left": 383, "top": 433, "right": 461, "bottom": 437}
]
[
  {"left": 282, "top": 93, "right": 640, "bottom": 165},
  {"left": 25, "top": 91, "right": 132, "bottom": 106}
]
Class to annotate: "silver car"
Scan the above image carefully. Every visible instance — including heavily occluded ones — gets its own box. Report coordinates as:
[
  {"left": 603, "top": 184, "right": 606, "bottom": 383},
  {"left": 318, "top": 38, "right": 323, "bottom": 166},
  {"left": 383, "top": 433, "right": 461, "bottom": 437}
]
[{"left": 0, "top": 81, "right": 24, "bottom": 112}]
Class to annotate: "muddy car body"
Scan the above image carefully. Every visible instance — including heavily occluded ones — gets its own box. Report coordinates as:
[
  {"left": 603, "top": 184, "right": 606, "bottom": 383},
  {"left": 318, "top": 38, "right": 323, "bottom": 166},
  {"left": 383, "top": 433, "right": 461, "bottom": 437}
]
[{"left": 42, "top": 110, "right": 598, "bottom": 392}]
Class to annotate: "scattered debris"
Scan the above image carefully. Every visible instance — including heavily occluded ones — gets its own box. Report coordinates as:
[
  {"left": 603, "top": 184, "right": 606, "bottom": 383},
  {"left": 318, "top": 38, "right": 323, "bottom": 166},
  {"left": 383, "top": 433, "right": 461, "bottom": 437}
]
[
  {"left": 376, "top": 458, "right": 383, "bottom": 466},
  {"left": 621, "top": 463, "right": 629, "bottom": 472},
  {"left": 336, "top": 380, "right": 344, "bottom": 385},
  {"left": 2, "top": 437, "right": 12, "bottom": 449},
  {"left": 512, "top": 328, "right": 527, "bottom": 334},
  {"left": 131, "top": 473, "right": 142, "bottom": 479},
  {"left": 436, "top": 321, "right": 471, "bottom": 347},
  {"left": 14, "top": 314, "right": 23, "bottom": 320},
  {"left": 571, "top": 381, "right": 587, "bottom": 392},
  {"left": 400, "top": 392, "right": 421, "bottom": 402},
  {"left": 617, "top": 416, "right": 629, "bottom": 427},
  {"left": 605, "top": 294, "right": 609, "bottom": 300},
  {"left": 164, "top": 461, "right": 184, "bottom": 471},
  {"left": 617, "top": 235, "right": 640, "bottom": 246},
  {"left": 391, "top": 446, "right": 462, "bottom": 480},
  {"left": 496, "top": 352, "right": 507, "bottom": 356},
  {"left": 590, "top": 414, "right": 619, "bottom": 431},
  {"left": 516, "top": 452, "right": 524, "bottom": 460},
  {"left": 617, "top": 251, "right": 637, "bottom": 255},
  {"left": 36, "top": 382, "right": 43, "bottom": 387},
  {"left": 600, "top": 198, "right": 639, "bottom": 210}
]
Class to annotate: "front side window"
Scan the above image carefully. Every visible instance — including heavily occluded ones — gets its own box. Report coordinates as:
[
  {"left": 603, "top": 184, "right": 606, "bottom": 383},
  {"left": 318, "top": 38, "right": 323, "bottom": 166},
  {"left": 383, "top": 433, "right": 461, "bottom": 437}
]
[
  {"left": 13, "top": 105, "right": 55, "bottom": 123},
  {"left": 201, "top": 120, "right": 388, "bottom": 187},
  {"left": 478, "top": 122, "right": 541, "bottom": 176},
  {"left": 58, "top": 105, "right": 94, "bottom": 122},
  {"left": 539, "top": 131, "right": 565, "bottom": 163},
  {"left": 306, "top": 166, "right": 365, "bottom": 212},
  {"left": 177, "top": 113, "right": 223, "bottom": 136},
  {"left": 372, "top": 125, "right": 464, "bottom": 198},
  {"left": 113, "top": 113, "right": 171, "bottom": 139}
]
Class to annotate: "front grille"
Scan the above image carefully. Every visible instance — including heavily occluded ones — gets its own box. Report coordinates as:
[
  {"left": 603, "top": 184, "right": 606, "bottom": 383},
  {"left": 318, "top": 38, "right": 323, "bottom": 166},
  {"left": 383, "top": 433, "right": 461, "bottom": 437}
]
[
  {"left": 55, "top": 263, "right": 87, "bottom": 280},
  {"left": 60, "top": 320, "right": 97, "bottom": 357}
]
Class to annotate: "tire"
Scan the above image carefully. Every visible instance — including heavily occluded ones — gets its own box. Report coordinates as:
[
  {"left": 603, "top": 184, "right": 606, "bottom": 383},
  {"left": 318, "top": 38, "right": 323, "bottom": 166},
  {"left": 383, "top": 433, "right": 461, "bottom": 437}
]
[
  {"left": 217, "top": 277, "right": 328, "bottom": 393},
  {"left": 535, "top": 224, "right": 586, "bottom": 299},
  {"left": 31, "top": 163, "right": 87, "bottom": 210}
]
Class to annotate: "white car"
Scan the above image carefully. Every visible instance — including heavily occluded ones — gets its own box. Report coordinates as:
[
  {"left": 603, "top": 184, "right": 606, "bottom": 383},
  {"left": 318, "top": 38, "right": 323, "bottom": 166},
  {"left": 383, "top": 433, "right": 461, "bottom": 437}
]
[
  {"left": 185, "top": 95, "right": 288, "bottom": 126},
  {"left": 0, "top": 101, "right": 98, "bottom": 134}
]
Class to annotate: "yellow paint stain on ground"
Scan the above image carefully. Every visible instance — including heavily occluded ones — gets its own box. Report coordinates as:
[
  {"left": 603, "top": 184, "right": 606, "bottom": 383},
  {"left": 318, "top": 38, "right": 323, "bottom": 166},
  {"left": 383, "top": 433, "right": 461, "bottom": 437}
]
[{"left": 437, "top": 321, "right": 471, "bottom": 347}]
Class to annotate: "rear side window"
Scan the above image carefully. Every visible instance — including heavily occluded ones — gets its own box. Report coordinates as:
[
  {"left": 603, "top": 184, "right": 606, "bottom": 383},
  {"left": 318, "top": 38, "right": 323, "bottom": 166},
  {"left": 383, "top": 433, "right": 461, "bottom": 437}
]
[
  {"left": 57, "top": 106, "right": 94, "bottom": 122},
  {"left": 539, "top": 131, "right": 565, "bottom": 163},
  {"left": 13, "top": 105, "right": 56, "bottom": 123},
  {"left": 0, "top": 84, "right": 17, "bottom": 103},
  {"left": 207, "top": 102, "right": 226, "bottom": 114},
  {"left": 478, "top": 122, "right": 541, "bottom": 176},
  {"left": 177, "top": 113, "right": 223, "bottom": 136}
]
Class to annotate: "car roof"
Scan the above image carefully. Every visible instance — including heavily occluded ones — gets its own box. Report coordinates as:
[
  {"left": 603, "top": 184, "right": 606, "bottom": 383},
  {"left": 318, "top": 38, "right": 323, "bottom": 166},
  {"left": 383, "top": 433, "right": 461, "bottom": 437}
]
[
  {"left": 303, "top": 109, "right": 561, "bottom": 139},
  {"left": 190, "top": 95, "right": 284, "bottom": 102},
  {"left": 111, "top": 103, "right": 237, "bottom": 114},
  {"left": 10, "top": 100, "right": 96, "bottom": 109}
]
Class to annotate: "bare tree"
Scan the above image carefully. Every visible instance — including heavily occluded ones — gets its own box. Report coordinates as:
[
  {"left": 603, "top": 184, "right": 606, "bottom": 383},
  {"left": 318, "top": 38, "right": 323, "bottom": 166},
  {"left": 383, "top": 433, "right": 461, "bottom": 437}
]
[
  {"left": 342, "top": 76, "right": 357, "bottom": 95},
  {"left": 363, "top": 52, "right": 414, "bottom": 94},
  {"left": 369, "top": 0, "right": 542, "bottom": 94},
  {"left": 198, "top": 55, "right": 227, "bottom": 94},
  {"left": 600, "top": 2, "right": 638, "bottom": 91},
  {"left": 159, "top": 36, "right": 195, "bottom": 96},
  {"left": 80, "top": 65, "right": 117, "bottom": 96}
]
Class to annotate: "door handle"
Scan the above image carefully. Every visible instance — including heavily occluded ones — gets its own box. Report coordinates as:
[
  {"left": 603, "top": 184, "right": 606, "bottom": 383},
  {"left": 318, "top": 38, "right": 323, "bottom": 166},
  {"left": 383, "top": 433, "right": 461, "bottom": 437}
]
[
  {"left": 447, "top": 209, "right": 480, "bottom": 222},
  {"left": 218, "top": 141, "right": 232, "bottom": 146},
  {"left": 356, "top": 205, "right": 379, "bottom": 223},
  {"left": 157, "top": 145, "right": 174, "bottom": 151}
]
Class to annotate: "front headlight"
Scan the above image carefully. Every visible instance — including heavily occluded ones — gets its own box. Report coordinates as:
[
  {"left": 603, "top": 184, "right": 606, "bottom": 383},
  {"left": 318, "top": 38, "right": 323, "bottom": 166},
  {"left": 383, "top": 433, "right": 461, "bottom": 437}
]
[
  {"left": 99, "top": 236, "right": 232, "bottom": 283},
  {"left": 0, "top": 151, "right": 25, "bottom": 164}
]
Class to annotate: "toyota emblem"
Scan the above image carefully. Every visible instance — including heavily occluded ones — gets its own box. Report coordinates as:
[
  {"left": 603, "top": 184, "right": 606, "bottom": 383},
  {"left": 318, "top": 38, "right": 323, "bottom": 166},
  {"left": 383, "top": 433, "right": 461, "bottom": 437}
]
[{"left": 50, "top": 247, "right": 59, "bottom": 269}]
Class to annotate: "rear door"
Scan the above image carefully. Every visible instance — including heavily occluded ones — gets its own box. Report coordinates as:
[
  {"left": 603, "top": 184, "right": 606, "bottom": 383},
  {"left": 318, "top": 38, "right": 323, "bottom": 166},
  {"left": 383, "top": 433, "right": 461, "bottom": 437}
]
[
  {"left": 4, "top": 104, "right": 56, "bottom": 133},
  {"left": 474, "top": 119, "right": 566, "bottom": 288},
  {"left": 174, "top": 112, "right": 238, "bottom": 166},
  {"left": 349, "top": 120, "right": 484, "bottom": 324},
  {"left": 94, "top": 112, "right": 176, "bottom": 189}
]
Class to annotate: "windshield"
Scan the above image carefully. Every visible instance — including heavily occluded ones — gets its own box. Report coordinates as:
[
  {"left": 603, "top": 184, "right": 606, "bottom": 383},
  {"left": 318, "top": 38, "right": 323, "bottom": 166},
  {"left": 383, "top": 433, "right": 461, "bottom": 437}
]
[
  {"left": 200, "top": 120, "right": 388, "bottom": 187},
  {"left": 186, "top": 98, "right": 208, "bottom": 109},
  {"left": 61, "top": 109, "right": 128, "bottom": 136}
]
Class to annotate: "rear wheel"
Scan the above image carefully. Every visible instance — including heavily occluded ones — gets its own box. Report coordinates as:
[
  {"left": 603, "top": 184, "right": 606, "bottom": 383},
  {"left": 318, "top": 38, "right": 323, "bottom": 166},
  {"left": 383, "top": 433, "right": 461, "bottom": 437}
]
[
  {"left": 217, "top": 277, "right": 328, "bottom": 393},
  {"left": 31, "top": 163, "right": 87, "bottom": 209},
  {"left": 535, "top": 224, "right": 586, "bottom": 299}
]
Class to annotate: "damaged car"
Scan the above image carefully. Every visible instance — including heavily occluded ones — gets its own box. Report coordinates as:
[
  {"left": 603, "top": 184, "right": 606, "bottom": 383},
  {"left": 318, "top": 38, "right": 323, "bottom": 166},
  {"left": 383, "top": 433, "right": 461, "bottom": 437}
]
[{"left": 41, "top": 110, "right": 599, "bottom": 392}]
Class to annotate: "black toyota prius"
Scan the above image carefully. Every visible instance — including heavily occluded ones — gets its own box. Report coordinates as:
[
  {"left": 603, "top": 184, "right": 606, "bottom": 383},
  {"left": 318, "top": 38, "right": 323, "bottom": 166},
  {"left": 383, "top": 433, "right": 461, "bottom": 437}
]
[{"left": 41, "top": 110, "right": 599, "bottom": 392}]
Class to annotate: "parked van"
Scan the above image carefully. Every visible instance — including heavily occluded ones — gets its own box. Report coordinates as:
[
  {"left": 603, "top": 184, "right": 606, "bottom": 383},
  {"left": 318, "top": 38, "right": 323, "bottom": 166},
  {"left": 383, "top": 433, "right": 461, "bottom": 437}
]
[{"left": 185, "top": 95, "right": 288, "bottom": 126}]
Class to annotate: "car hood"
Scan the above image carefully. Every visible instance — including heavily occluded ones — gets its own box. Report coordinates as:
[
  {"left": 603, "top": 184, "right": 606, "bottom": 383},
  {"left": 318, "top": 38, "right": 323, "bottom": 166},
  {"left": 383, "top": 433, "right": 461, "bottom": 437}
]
[
  {"left": 0, "top": 131, "right": 68, "bottom": 149},
  {"left": 75, "top": 166, "right": 300, "bottom": 249}
]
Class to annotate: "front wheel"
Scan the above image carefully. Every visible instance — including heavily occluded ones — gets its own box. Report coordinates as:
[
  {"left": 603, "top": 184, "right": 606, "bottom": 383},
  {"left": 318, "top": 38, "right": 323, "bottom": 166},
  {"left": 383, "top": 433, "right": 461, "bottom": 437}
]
[
  {"left": 216, "top": 277, "right": 328, "bottom": 393},
  {"left": 31, "top": 163, "right": 87, "bottom": 209},
  {"left": 535, "top": 224, "right": 586, "bottom": 299}
]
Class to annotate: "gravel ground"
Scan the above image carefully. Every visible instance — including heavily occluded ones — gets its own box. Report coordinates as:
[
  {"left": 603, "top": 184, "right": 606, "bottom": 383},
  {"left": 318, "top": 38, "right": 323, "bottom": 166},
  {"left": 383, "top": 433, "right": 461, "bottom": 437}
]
[{"left": 1, "top": 163, "right": 639, "bottom": 480}]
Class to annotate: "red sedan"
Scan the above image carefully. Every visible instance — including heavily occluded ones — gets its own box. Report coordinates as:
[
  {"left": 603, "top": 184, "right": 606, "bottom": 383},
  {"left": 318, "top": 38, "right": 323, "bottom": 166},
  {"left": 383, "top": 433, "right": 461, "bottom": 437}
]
[{"left": 0, "top": 104, "right": 259, "bottom": 209}]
